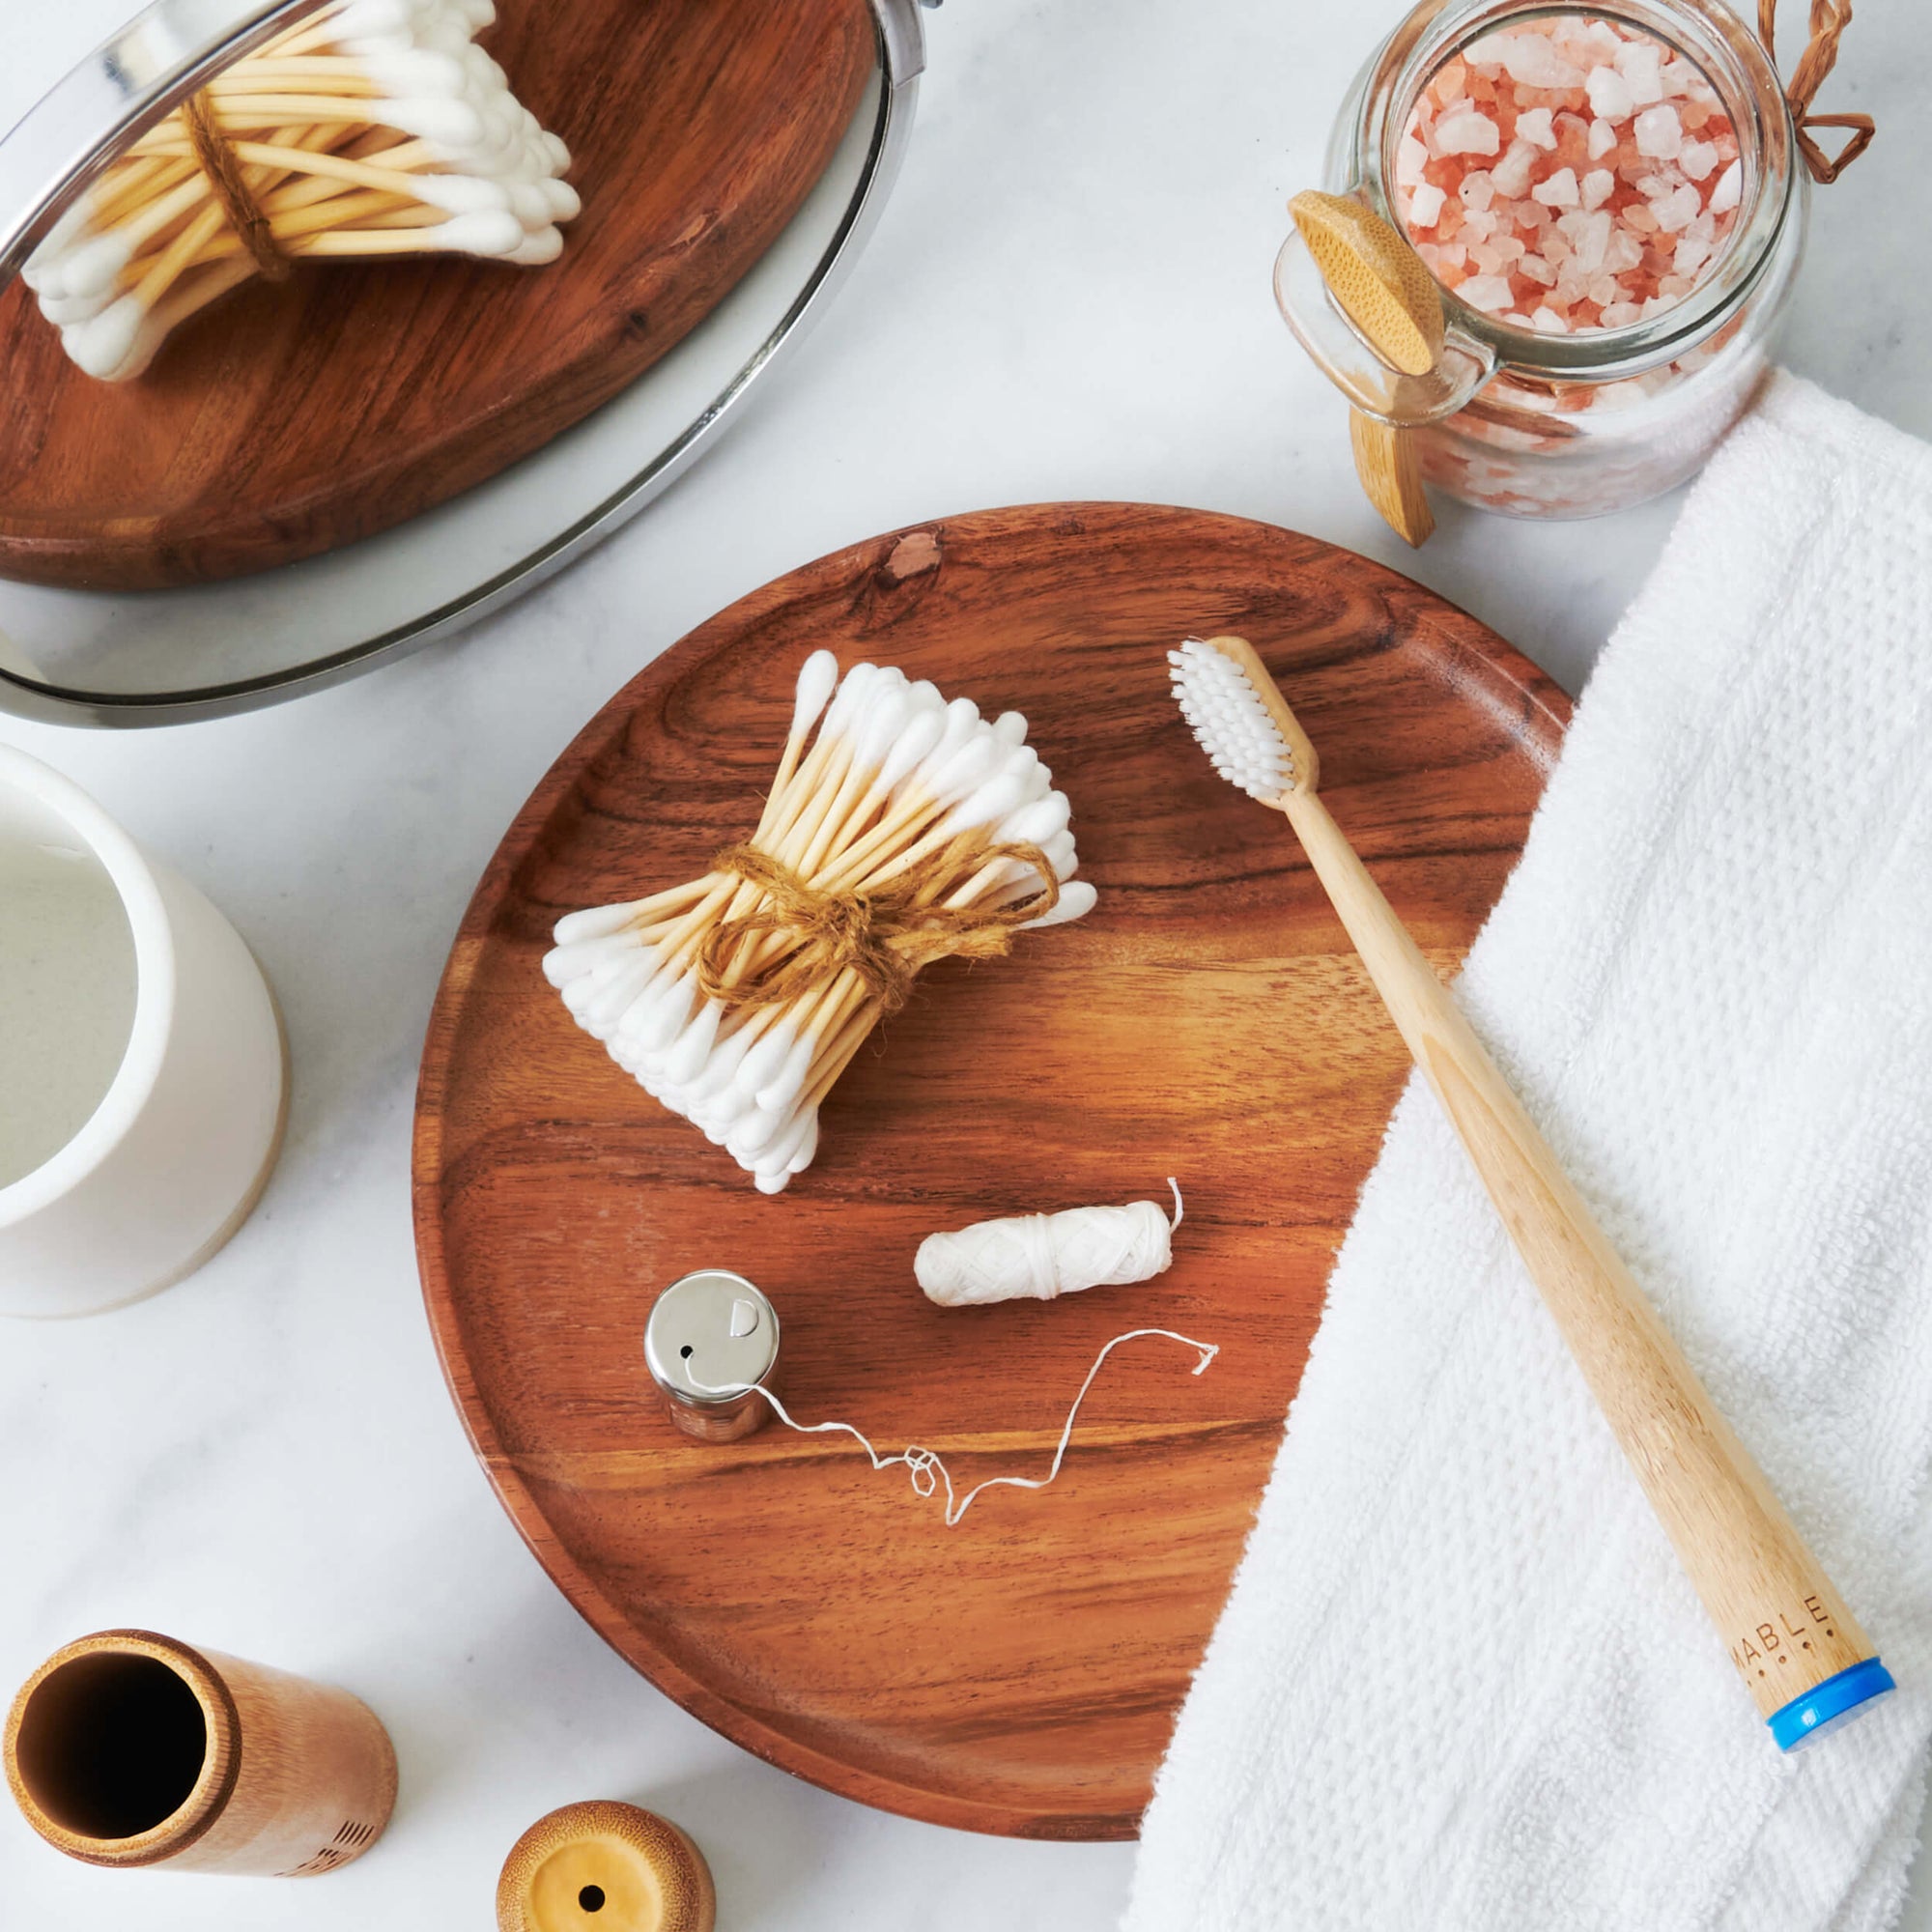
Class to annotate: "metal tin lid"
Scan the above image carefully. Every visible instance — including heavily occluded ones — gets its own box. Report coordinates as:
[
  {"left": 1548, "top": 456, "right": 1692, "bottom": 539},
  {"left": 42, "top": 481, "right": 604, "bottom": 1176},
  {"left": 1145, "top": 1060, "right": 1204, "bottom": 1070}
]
[{"left": 644, "top": 1270, "right": 780, "bottom": 1407}]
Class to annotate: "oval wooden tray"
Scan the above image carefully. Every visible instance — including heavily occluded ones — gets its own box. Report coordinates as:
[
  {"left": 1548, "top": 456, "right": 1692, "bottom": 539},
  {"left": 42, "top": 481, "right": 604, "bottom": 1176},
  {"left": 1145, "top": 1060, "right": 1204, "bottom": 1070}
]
[
  {"left": 0, "top": 0, "right": 872, "bottom": 590},
  {"left": 413, "top": 503, "right": 1569, "bottom": 1839}
]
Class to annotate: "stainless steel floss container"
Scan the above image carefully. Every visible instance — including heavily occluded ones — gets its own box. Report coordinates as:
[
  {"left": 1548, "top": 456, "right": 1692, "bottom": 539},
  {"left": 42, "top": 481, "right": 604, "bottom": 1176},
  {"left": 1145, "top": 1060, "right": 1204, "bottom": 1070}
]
[{"left": 643, "top": 1270, "right": 781, "bottom": 1442}]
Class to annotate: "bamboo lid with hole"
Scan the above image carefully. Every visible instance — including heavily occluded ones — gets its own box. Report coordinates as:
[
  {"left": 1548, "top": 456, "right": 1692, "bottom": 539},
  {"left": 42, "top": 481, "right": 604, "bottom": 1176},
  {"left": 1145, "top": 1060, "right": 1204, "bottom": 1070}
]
[{"left": 496, "top": 1801, "right": 716, "bottom": 1932}]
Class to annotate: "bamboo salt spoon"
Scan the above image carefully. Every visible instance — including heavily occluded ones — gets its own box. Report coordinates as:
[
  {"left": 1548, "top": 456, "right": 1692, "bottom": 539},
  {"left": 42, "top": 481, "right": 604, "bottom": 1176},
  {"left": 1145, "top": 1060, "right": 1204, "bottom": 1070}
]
[
  {"left": 1168, "top": 635, "right": 1895, "bottom": 1748},
  {"left": 1288, "top": 190, "right": 1439, "bottom": 547}
]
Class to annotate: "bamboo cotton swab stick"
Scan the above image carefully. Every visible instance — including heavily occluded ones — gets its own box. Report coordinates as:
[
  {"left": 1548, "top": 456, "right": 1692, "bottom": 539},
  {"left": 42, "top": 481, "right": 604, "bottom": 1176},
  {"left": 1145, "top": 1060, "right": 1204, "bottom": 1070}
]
[
  {"left": 22, "top": 0, "right": 578, "bottom": 382},
  {"left": 544, "top": 654, "right": 1097, "bottom": 1192}
]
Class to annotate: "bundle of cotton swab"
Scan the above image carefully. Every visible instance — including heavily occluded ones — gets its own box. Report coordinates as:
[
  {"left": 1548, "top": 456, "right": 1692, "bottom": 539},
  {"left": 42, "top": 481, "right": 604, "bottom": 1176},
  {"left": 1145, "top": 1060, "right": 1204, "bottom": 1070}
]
[
  {"left": 544, "top": 652, "right": 1096, "bottom": 1194},
  {"left": 21, "top": 0, "right": 577, "bottom": 382}
]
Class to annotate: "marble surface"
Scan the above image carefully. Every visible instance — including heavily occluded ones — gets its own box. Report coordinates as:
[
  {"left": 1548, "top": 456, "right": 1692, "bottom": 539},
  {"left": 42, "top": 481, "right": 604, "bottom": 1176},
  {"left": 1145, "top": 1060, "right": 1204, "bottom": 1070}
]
[{"left": 2, "top": 1, "right": 1927, "bottom": 1924}]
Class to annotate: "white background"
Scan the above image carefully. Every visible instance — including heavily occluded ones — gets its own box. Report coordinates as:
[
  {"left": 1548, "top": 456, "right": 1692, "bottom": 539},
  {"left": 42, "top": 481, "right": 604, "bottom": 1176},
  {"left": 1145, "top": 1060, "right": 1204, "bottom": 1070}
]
[{"left": 3, "top": 1, "right": 1927, "bottom": 1925}]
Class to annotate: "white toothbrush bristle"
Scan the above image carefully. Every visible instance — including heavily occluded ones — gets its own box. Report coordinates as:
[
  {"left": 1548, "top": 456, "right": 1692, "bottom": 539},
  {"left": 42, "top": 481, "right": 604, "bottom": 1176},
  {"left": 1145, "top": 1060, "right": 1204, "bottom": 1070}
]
[{"left": 1167, "top": 639, "right": 1295, "bottom": 801}]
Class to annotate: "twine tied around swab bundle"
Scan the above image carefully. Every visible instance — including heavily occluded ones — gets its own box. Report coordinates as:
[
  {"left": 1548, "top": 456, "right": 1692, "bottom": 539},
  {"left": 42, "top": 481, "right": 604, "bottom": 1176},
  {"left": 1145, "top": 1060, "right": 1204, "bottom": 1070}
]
[
  {"left": 22, "top": 1, "right": 579, "bottom": 383},
  {"left": 545, "top": 653, "right": 1096, "bottom": 1190},
  {"left": 1759, "top": 0, "right": 1874, "bottom": 183},
  {"left": 181, "top": 92, "right": 290, "bottom": 282},
  {"left": 695, "top": 1327, "right": 1219, "bottom": 1528},
  {"left": 695, "top": 838, "right": 1061, "bottom": 1016}
]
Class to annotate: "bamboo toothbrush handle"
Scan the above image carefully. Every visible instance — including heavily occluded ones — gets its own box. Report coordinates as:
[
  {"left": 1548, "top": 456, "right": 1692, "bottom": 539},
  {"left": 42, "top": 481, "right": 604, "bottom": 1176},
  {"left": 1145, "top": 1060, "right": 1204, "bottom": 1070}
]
[{"left": 1281, "top": 787, "right": 1886, "bottom": 1736}]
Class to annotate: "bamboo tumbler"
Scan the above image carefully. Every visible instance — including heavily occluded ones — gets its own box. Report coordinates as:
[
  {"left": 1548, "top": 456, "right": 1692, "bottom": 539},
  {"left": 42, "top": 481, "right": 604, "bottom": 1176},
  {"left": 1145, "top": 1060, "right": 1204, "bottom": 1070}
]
[
  {"left": 4, "top": 1630, "right": 396, "bottom": 1875},
  {"left": 497, "top": 1801, "right": 716, "bottom": 1932}
]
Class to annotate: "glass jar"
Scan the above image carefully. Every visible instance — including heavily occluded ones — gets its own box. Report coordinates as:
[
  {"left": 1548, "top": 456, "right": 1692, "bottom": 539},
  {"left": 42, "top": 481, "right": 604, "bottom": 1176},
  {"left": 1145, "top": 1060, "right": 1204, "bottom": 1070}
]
[{"left": 1276, "top": 0, "right": 1804, "bottom": 519}]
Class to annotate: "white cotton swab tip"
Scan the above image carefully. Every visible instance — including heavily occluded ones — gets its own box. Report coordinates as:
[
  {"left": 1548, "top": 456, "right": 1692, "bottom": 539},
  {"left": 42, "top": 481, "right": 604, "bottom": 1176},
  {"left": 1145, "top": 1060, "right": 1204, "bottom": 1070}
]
[
  {"left": 61, "top": 296, "right": 146, "bottom": 382},
  {"left": 501, "top": 180, "right": 553, "bottom": 230},
  {"left": 37, "top": 287, "right": 117, "bottom": 326},
  {"left": 388, "top": 97, "right": 487, "bottom": 147},
  {"left": 923, "top": 732, "right": 1001, "bottom": 808},
  {"left": 878, "top": 707, "right": 946, "bottom": 791},
  {"left": 1000, "top": 790, "right": 1072, "bottom": 847},
  {"left": 364, "top": 46, "right": 468, "bottom": 97},
  {"left": 1024, "top": 880, "right": 1097, "bottom": 927},
  {"left": 425, "top": 209, "right": 528, "bottom": 257},
  {"left": 505, "top": 227, "right": 564, "bottom": 267},
  {"left": 790, "top": 649, "right": 842, "bottom": 738},
  {"left": 412, "top": 172, "right": 515, "bottom": 215},
  {"left": 551, "top": 900, "right": 650, "bottom": 947},
  {"left": 56, "top": 230, "right": 133, "bottom": 301},
  {"left": 944, "top": 771, "right": 1028, "bottom": 838}
]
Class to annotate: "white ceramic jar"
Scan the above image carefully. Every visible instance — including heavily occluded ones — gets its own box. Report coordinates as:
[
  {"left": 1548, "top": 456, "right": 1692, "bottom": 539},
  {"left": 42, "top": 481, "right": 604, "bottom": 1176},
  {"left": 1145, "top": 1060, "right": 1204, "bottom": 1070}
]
[{"left": 0, "top": 747, "right": 286, "bottom": 1316}]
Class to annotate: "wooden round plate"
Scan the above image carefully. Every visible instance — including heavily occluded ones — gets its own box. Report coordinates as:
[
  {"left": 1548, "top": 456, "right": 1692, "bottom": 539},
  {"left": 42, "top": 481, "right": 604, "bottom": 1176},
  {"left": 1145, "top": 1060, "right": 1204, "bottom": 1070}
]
[
  {"left": 0, "top": 0, "right": 872, "bottom": 589},
  {"left": 413, "top": 503, "right": 1569, "bottom": 1839}
]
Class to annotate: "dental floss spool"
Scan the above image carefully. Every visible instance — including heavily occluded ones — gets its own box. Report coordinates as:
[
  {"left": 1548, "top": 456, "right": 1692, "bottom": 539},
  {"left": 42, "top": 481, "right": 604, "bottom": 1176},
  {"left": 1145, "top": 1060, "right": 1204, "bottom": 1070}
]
[
  {"left": 916, "top": 1179, "right": 1183, "bottom": 1309},
  {"left": 643, "top": 1271, "right": 780, "bottom": 1442},
  {"left": 693, "top": 1327, "right": 1219, "bottom": 1528}
]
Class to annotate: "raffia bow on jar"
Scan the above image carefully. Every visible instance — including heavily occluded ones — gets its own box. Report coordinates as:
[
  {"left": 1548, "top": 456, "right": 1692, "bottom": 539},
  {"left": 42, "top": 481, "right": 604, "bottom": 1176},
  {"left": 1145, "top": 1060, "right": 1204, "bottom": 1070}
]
[{"left": 1275, "top": 0, "right": 1874, "bottom": 541}]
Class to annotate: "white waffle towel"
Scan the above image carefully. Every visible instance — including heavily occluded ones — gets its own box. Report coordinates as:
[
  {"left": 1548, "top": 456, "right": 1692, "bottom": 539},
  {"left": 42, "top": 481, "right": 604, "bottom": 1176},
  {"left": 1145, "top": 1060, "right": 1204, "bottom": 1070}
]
[{"left": 1126, "top": 374, "right": 1932, "bottom": 1932}]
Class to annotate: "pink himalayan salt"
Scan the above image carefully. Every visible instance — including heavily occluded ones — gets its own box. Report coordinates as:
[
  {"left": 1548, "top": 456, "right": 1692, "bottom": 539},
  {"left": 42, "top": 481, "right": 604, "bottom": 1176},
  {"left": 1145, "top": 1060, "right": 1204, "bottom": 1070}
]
[
  {"left": 1394, "top": 12, "right": 1740, "bottom": 333},
  {"left": 1435, "top": 104, "right": 1501, "bottom": 155},
  {"left": 1409, "top": 182, "right": 1448, "bottom": 227},
  {"left": 1680, "top": 137, "right": 1719, "bottom": 180},
  {"left": 1531, "top": 166, "right": 1581, "bottom": 207},
  {"left": 1492, "top": 139, "right": 1538, "bottom": 197},
  {"left": 1634, "top": 102, "right": 1683, "bottom": 159},
  {"left": 1516, "top": 106, "right": 1556, "bottom": 149}
]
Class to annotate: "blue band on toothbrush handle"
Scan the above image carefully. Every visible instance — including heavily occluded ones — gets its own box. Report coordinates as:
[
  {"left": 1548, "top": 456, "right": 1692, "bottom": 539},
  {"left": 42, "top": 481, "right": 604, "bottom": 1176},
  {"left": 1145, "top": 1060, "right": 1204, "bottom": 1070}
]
[{"left": 1768, "top": 1658, "right": 1894, "bottom": 1750}]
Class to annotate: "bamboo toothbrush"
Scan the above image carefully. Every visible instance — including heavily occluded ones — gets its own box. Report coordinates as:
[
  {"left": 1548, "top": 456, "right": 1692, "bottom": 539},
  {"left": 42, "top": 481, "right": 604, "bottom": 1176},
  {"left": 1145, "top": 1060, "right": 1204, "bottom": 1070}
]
[{"left": 1168, "top": 634, "right": 1892, "bottom": 1749}]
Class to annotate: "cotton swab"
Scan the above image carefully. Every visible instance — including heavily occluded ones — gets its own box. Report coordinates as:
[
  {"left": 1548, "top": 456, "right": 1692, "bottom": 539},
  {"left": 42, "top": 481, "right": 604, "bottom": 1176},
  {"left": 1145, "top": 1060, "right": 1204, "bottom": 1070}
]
[
  {"left": 23, "top": 0, "right": 576, "bottom": 382},
  {"left": 544, "top": 658, "right": 1094, "bottom": 1191}
]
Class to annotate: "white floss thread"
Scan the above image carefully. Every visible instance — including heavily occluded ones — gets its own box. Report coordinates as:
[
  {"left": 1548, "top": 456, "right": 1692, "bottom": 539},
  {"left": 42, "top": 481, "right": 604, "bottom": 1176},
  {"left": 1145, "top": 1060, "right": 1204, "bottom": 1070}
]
[
  {"left": 694, "top": 1326, "right": 1217, "bottom": 1527},
  {"left": 916, "top": 1179, "right": 1184, "bottom": 1308}
]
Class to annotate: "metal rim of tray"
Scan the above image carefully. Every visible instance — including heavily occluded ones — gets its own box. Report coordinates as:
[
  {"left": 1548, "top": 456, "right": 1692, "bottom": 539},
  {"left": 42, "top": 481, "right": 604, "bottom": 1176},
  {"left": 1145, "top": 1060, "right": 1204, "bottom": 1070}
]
[{"left": 0, "top": 0, "right": 928, "bottom": 727}]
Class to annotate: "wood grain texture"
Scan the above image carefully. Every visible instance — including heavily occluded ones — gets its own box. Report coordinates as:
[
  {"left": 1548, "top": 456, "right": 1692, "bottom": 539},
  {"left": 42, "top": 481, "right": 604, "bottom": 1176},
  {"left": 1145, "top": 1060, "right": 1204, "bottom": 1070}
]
[
  {"left": 412, "top": 503, "right": 1570, "bottom": 1839},
  {"left": 497, "top": 1800, "right": 715, "bottom": 1932},
  {"left": 5, "top": 1629, "right": 395, "bottom": 1874},
  {"left": 1350, "top": 410, "right": 1435, "bottom": 548},
  {"left": 0, "top": 0, "right": 873, "bottom": 589}
]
